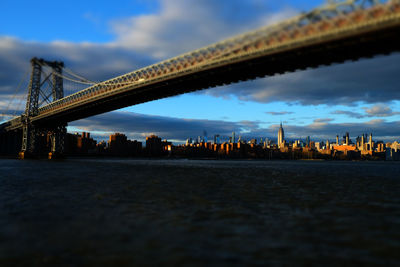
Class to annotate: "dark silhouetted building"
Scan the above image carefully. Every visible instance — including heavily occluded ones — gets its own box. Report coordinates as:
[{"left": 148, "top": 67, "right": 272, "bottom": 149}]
[
  {"left": 109, "top": 133, "right": 142, "bottom": 156},
  {"left": 65, "top": 132, "right": 96, "bottom": 155},
  {"left": 146, "top": 135, "right": 162, "bottom": 156}
]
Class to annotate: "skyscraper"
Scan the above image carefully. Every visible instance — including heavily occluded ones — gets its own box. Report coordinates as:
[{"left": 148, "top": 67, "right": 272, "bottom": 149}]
[
  {"left": 369, "top": 133, "right": 373, "bottom": 151},
  {"left": 232, "top": 131, "right": 236, "bottom": 144},
  {"left": 278, "top": 122, "right": 284, "bottom": 148}
]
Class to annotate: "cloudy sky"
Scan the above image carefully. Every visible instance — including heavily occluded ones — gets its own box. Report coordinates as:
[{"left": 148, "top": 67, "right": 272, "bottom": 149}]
[{"left": 1, "top": 0, "right": 399, "bottom": 143}]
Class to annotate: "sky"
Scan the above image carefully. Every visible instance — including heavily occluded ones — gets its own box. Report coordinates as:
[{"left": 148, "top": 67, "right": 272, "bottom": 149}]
[{"left": 1, "top": 0, "right": 400, "bottom": 143}]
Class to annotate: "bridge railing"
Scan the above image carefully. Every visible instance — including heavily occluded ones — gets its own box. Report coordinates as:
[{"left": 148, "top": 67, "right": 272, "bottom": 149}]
[{"left": 37, "top": 0, "right": 400, "bottom": 116}]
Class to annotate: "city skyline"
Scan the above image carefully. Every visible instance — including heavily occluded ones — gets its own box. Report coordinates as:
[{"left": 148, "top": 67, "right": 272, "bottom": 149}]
[
  {"left": 1, "top": 0, "right": 400, "bottom": 143},
  {"left": 69, "top": 124, "right": 392, "bottom": 148},
  {"left": 60, "top": 124, "right": 400, "bottom": 161}
]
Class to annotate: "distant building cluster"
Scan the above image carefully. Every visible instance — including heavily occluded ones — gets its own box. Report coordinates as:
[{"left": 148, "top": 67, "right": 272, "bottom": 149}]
[
  {"left": 64, "top": 132, "right": 171, "bottom": 157},
  {"left": 177, "top": 125, "right": 400, "bottom": 161},
  {"left": 62, "top": 126, "right": 400, "bottom": 161}
]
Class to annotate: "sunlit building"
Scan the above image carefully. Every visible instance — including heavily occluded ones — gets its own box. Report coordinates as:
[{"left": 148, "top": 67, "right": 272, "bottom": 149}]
[{"left": 277, "top": 122, "right": 285, "bottom": 148}]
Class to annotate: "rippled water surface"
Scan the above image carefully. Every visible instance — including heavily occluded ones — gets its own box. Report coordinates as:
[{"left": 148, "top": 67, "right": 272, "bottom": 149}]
[{"left": 1, "top": 159, "right": 400, "bottom": 266}]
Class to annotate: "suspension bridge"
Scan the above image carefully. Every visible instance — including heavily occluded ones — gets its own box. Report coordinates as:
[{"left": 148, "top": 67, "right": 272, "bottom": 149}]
[{"left": 1, "top": 0, "right": 400, "bottom": 158}]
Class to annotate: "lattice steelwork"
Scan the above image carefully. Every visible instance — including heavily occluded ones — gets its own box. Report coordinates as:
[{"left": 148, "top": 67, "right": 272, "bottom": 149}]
[{"left": 35, "top": 0, "right": 400, "bottom": 119}]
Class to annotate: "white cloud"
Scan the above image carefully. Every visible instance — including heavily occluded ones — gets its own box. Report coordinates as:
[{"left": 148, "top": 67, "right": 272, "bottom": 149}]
[
  {"left": 364, "top": 104, "right": 400, "bottom": 117},
  {"left": 111, "top": 0, "right": 297, "bottom": 59}
]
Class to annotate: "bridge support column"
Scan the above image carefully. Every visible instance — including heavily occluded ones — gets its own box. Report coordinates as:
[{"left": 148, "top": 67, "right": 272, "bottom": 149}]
[
  {"left": 19, "top": 117, "right": 47, "bottom": 159},
  {"left": 48, "top": 124, "right": 67, "bottom": 159},
  {"left": 19, "top": 124, "right": 67, "bottom": 160},
  {"left": 19, "top": 57, "right": 66, "bottom": 159}
]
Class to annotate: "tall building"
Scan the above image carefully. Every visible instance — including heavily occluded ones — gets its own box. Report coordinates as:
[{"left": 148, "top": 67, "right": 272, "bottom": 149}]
[
  {"left": 232, "top": 132, "right": 236, "bottom": 144},
  {"left": 361, "top": 134, "right": 365, "bottom": 150},
  {"left": 306, "top": 136, "right": 311, "bottom": 147},
  {"left": 186, "top": 138, "right": 192, "bottom": 146},
  {"left": 146, "top": 135, "right": 162, "bottom": 156},
  {"left": 109, "top": 133, "right": 142, "bottom": 156},
  {"left": 369, "top": 133, "right": 373, "bottom": 151},
  {"left": 278, "top": 122, "right": 284, "bottom": 148},
  {"left": 109, "top": 133, "right": 128, "bottom": 155}
]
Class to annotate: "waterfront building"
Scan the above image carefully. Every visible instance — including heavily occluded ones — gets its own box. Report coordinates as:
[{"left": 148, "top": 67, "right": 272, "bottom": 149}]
[
  {"left": 386, "top": 141, "right": 400, "bottom": 160},
  {"left": 146, "top": 135, "right": 163, "bottom": 156},
  {"left": 109, "top": 133, "right": 142, "bottom": 156}
]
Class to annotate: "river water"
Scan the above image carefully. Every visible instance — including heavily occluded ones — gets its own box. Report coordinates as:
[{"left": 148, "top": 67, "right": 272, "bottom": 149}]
[{"left": 0, "top": 159, "right": 399, "bottom": 266}]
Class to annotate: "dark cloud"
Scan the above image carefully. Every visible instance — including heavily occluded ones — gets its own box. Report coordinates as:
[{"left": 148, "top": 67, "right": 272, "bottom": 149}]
[
  {"left": 332, "top": 104, "right": 400, "bottom": 119},
  {"left": 331, "top": 110, "right": 365, "bottom": 119},
  {"left": 70, "top": 111, "right": 252, "bottom": 142},
  {"left": 205, "top": 54, "right": 400, "bottom": 105},
  {"left": 69, "top": 111, "right": 400, "bottom": 143},
  {"left": 275, "top": 119, "right": 400, "bottom": 141},
  {"left": 265, "top": 111, "right": 294, "bottom": 116},
  {"left": 0, "top": 37, "right": 154, "bottom": 113},
  {"left": 313, "top": 118, "right": 334, "bottom": 123}
]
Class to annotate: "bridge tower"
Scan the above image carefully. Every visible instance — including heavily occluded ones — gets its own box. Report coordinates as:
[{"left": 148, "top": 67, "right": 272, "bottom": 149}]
[{"left": 20, "top": 58, "right": 66, "bottom": 159}]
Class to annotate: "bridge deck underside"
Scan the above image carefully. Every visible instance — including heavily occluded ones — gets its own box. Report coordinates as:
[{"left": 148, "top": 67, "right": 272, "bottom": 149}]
[{"left": 3, "top": 22, "right": 400, "bottom": 130}]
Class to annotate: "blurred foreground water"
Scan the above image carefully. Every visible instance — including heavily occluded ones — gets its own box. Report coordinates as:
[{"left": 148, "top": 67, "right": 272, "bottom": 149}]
[{"left": 0, "top": 159, "right": 400, "bottom": 266}]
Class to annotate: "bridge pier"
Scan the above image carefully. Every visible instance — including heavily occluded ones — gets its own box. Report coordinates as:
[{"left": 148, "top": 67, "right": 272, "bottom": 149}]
[
  {"left": 48, "top": 124, "right": 67, "bottom": 160},
  {"left": 18, "top": 123, "right": 67, "bottom": 160}
]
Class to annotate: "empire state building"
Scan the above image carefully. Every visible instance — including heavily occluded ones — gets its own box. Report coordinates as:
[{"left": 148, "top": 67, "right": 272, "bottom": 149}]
[{"left": 278, "top": 122, "right": 284, "bottom": 148}]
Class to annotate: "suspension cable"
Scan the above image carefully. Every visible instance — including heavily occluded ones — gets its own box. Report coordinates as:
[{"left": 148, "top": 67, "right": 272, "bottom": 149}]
[
  {"left": 2, "top": 69, "right": 29, "bottom": 118},
  {"left": 63, "top": 67, "right": 96, "bottom": 84},
  {"left": 36, "top": 61, "right": 96, "bottom": 85},
  {"left": 13, "top": 91, "right": 28, "bottom": 116}
]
